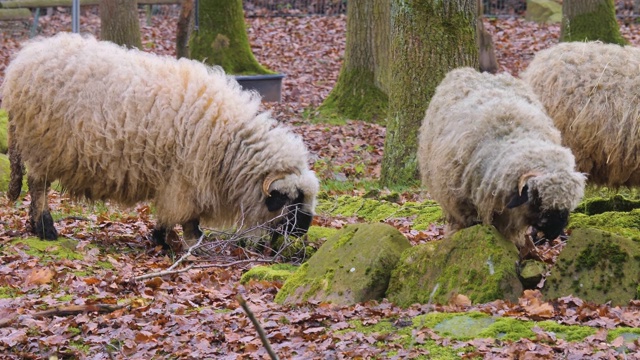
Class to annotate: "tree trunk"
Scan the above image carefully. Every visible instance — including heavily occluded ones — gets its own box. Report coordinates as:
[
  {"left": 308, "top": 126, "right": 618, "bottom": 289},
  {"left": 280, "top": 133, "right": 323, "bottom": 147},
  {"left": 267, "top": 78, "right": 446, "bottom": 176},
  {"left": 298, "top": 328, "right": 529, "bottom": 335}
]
[
  {"left": 99, "top": 0, "right": 142, "bottom": 49},
  {"left": 176, "top": 0, "right": 194, "bottom": 59},
  {"left": 380, "top": 0, "right": 478, "bottom": 187},
  {"left": 561, "top": 0, "right": 627, "bottom": 44},
  {"left": 477, "top": 0, "right": 498, "bottom": 73},
  {"left": 318, "top": 0, "right": 390, "bottom": 123},
  {"left": 189, "top": 0, "right": 271, "bottom": 74}
]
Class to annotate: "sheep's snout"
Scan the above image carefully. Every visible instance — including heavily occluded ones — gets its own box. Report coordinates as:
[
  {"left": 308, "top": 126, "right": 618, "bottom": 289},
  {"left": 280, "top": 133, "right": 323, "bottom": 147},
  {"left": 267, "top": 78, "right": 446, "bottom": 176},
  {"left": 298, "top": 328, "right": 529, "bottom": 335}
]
[
  {"left": 265, "top": 190, "right": 313, "bottom": 240},
  {"left": 533, "top": 208, "right": 569, "bottom": 241}
]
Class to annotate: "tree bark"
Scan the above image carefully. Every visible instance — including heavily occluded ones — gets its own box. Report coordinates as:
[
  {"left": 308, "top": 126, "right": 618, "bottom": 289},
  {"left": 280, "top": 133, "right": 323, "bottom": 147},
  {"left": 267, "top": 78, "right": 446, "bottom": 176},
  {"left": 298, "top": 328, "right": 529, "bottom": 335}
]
[
  {"left": 99, "top": 0, "right": 142, "bottom": 49},
  {"left": 176, "top": 0, "right": 194, "bottom": 59},
  {"left": 380, "top": 0, "right": 478, "bottom": 187},
  {"left": 188, "top": 0, "right": 271, "bottom": 74},
  {"left": 477, "top": 0, "right": 497, "bottom": 73},
  {"left": 318, "top": 0, "right": 390, "bottom": 123},
  {"left": 561, "top": 0, "right": 627, "bottom": 44}
]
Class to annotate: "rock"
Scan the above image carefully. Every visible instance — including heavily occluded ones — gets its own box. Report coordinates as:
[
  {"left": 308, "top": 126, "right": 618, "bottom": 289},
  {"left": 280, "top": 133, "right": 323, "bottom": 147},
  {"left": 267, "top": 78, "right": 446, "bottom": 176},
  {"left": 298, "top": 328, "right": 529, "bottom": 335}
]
[
  {"left": 519, "top": 259, "right": 547, "bottom": 289},
  {"left": 275, "top": 223, "right": 411, "bottom": 306},
  {"left": 387, "top": 225, "right": 523, "bottom": 307},
  {"left": 569, "top": 209, "right": 640, "bottom": 241},
  {"left": 574, "top": 194, "right": 640, "bottom": 216},
  {"left": 544, "top": 228, "right": 640, "bottom": 306},
  {"left": 0, "top": 153, "right": 10, "bottom": 193},
  {"left": 525, "top": 0, "right": 562, "bottom": 24},
  {"left": 240, "top": 264, "right": 298, "bottom": 284}
]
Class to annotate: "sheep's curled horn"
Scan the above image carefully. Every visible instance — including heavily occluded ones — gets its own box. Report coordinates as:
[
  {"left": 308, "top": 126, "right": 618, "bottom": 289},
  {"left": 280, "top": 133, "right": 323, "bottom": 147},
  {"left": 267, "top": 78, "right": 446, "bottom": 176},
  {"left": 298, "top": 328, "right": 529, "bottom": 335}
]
[
  {"left": 262, "top": 170, "right": 300, "bottom": 197},
  {"left": 518, "top": 172, "right": 541, "bottom": 196}
]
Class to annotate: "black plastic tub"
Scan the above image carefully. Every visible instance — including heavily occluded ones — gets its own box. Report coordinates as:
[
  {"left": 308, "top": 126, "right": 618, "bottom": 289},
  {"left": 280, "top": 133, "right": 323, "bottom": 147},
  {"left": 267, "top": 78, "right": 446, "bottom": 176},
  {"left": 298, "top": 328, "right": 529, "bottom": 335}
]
[{"left": 233, "top": 74, "right": 285, "bottom": 102}]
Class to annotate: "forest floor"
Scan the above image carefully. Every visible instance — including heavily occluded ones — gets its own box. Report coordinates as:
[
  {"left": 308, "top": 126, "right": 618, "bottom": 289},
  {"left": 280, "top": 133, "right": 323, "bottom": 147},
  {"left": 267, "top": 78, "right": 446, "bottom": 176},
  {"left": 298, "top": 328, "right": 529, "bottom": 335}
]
[{"left": 1, "top": 6, "right": 640, "bottom": 359}]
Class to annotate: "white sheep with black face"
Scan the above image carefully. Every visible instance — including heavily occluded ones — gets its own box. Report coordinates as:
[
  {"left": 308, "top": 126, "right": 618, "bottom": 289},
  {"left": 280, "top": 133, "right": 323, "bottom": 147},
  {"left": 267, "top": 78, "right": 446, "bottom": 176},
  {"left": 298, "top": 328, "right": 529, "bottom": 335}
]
[
  {"left": 2, "top": 32, "right": 319, "bottom": 250},
  {"left": 522, "top": 41, "right": 640, "bottom": 188},
  {"left": 418, "top": 67, "right": 586, "bottom": 247}
]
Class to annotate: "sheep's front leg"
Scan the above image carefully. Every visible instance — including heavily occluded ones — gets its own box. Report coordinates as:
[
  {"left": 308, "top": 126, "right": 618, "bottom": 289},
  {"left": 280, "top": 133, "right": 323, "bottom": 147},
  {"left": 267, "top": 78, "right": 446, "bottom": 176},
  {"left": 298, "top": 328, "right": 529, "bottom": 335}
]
[
  {"left": 27, "top": 175, "right": 57, "bottom": 240},
  {"left": 182, "top": 219, "right": 203, "bottom": 248}
]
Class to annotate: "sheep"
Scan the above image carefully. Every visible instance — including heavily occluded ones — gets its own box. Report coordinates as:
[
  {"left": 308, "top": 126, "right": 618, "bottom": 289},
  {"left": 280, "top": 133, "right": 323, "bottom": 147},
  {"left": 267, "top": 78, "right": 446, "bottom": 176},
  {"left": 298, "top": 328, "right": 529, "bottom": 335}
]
[
  {"left": 2, "top": 32, "right": 319, "bottom": 251},
  {"left": 418, "top": 67, "right": 586, "bottom": 248},
  {"left": 521, "top": 41, "right": 640, "bottom": 188}
]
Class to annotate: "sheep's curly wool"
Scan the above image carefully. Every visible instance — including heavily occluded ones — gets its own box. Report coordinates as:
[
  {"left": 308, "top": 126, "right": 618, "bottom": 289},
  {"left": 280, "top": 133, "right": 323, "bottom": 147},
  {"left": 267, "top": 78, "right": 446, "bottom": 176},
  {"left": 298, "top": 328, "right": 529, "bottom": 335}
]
[
  {"left": 2, "top": 32, "right": 319, "bottom": 246},
  {"left": 418, "top": 67, "right": 585, "bottom": 247},
  {"left": 521, "top": 41, "right": 640, "bottom": 187}
]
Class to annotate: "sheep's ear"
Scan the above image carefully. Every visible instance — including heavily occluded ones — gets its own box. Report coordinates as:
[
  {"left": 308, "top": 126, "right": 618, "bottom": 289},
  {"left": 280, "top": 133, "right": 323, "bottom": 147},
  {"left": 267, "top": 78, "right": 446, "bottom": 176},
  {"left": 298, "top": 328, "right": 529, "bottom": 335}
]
[
  {"left": 265, "top": 190, "right": 289, "bottom": 211},
  {"left": 507, "top": 185, "right": 529, "bottom": 208}
]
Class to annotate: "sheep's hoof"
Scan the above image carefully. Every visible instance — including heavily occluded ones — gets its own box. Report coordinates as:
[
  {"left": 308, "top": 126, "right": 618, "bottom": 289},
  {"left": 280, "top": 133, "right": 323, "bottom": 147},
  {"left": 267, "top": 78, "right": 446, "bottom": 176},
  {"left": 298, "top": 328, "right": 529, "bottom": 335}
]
[
  {"left": 151, "top": 227, "right": 170, "bottom": 250},
  {"left": 33, "top": 212, "right": 58, "bottom": 240}
]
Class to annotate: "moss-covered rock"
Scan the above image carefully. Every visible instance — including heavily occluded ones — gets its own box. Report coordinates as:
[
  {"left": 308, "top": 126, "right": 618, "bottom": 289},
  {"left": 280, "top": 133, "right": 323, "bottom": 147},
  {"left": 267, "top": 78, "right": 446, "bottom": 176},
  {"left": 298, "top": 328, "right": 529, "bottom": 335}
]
[
  {"left": 574, "top": 194, "right": 640, "bottom": 216},
  {"left": 569, "top": 209, "right": 640, "bottom": 241},
  {"left": 0, "top": 109, "right": 7, "bottom": 154},
  {"left": 317, "top": 195, "right": 444, "bottom": 230},
  {"left": 387, "top": 225, "right": 523, "bottom": 307},
  {"left": 275, "top": 223, "right": 411, "bottom": 305},
  {"left": 0, "top": 153, "right": 10, "bottom": 193},
  {"left": 240, "top": 264, "right": 298, "bottom": 284},
  {"left": 544, "top": 228, "right": 640, "bottom": 306}
]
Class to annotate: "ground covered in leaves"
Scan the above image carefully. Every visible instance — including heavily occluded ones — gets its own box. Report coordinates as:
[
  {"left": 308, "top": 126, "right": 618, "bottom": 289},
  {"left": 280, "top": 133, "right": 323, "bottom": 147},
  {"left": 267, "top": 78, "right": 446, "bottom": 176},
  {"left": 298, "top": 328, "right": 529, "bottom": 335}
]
[{"left": 1, "top": 5, "right": 640, "bottom": 359}]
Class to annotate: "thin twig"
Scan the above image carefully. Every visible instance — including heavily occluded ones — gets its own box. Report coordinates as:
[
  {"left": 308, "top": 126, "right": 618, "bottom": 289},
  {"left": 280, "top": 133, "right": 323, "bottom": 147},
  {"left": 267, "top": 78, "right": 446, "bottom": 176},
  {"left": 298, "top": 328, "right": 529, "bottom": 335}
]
[{"left": 237, "top": 294, "right": 279, "bottom": 360}]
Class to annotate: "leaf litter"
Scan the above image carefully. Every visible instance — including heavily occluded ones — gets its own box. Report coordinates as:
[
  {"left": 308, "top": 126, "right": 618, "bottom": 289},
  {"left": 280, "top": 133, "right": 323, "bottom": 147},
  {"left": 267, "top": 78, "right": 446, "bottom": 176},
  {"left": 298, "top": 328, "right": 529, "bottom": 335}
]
[{"left": 1, "top": 5, "right": 640, "bottom": 359}]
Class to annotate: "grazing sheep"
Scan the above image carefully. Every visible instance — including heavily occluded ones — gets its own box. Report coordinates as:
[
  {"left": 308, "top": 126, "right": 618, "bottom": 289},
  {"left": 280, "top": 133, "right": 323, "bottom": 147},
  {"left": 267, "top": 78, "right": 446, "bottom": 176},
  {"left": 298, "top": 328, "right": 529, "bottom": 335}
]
[
  {"left": 521, "top": 41, "right": 640, "bottom": 188},
  {"left": 2, "top": 32, "right": 319, "bottom": 250},
  {"left": 418, "top": 67, "right": 586, "bottom": 247}
]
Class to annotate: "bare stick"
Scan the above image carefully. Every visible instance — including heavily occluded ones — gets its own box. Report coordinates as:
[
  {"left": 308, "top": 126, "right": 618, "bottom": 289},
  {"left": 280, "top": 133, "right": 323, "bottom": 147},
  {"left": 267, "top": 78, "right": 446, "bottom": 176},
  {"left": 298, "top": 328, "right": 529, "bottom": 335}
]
[
  {"left": 237, "top": 294, "right": 279, "bottom": 360},
  {"left": 130, "top": 259, "right": 274, "bottom": 281}
]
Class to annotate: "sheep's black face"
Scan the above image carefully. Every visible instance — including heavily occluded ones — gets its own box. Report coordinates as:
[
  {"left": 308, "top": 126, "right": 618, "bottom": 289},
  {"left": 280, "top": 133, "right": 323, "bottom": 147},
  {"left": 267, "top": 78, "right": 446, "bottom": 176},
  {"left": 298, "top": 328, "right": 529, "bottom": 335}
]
[
  {"left": 533, "top": 209, "right": 569, "bottom": 241},
  {"left": 266, "top": 190, "right": 313, "bottom": 239}
]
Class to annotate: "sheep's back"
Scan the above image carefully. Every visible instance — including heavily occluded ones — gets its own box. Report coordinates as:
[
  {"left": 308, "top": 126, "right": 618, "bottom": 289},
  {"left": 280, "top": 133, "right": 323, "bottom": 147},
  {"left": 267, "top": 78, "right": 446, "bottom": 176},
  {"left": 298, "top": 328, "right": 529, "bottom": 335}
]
[
  {"left": 418, "top": 68, "right": 563, "bottom": 224},
  {"left": 2, "top": 33, "right": 260, "bottom": 204},
  {"left": 521, "top": 41, "right": 640, "bottom": 187}
]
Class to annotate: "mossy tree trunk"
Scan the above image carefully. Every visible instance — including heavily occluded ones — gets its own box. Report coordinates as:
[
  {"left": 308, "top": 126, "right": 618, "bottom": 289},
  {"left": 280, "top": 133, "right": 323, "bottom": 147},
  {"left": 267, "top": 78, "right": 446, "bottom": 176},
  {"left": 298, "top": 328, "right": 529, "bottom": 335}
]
[
  {"left": 380, "top": 0, "right": 478, "bottom": 187},
  {"left": 99, "top": 0, "right": 142, "bottom": 49},
  {"left": 176, "top": 0, "right": 194, "bottom": 59},
  {"left": 189, "top": 0, "right": 271, "bottom": 74},
  {"left": 561, "top": 0, "right": 627, "bottom": 44},
  {"left": 318, "top": 0, "right": 391, "bottom": 123}
]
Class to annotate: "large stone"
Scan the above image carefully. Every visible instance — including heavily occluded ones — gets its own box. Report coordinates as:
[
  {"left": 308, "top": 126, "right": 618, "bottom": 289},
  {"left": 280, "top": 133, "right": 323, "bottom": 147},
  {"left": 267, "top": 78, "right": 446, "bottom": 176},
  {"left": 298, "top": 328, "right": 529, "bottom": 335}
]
[
  {"left": 544, "top": 228, "right": 640, "bottom": 306},
  {"left": 387, "top": 225, "right": 523, "bottom": 307},
  {"left": 275, "top": 223, "right": 411, "bottom": 306},
  {"left": 526, "top": 0, "right": 562, "bottom": 24}
]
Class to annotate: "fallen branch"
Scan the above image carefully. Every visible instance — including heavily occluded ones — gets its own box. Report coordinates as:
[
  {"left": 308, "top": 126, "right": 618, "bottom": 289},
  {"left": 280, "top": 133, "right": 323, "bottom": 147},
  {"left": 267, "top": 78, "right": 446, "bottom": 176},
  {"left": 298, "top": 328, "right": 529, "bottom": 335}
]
[
  {"left": 129, "top": 258, "right": 274, "bottom": 281},
  {"left": 0, "top": 303, "right": 125, "bottom": 328},
  {"left": 237, "top": 294, "right": 279, "bottom": 360},
  {"left": 33, "top": 303, "right": 125, "bottom": 318}
]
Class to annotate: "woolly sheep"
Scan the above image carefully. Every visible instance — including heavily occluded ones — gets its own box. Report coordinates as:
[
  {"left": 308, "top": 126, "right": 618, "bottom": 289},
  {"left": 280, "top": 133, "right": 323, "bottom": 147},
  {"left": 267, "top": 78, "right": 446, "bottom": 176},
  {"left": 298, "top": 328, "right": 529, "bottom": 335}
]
[
  {"left": 418, "top": 67, "right": 586, "bottom": 247},
  {"left": 2, "top": 33, "right": 319, "bottom": 250},
  {"left": 521, "top": 41, "right": 640, "bottom": 187}
]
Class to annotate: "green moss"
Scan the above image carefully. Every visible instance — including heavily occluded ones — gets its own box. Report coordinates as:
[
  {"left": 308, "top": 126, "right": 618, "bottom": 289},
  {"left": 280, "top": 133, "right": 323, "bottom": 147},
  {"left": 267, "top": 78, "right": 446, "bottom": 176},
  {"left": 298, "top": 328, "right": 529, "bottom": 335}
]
[
  {"left": 607, "top": 327, "right": 640, "bottom": 342},
  {"left": 189, "top": 0, "right": 272, "bottom": 74},
  {"left": 317, "top": 195, "right": 444, "bottom": 228},
  {"left": 537, "top": 321, "right": 596, "bottom": 341},
  {"left": 240, "top": 264, "right": 298, "bottom": 284},
  {"left": 0, "top": 153, "right": 9, "bottom": 193},
  {"left": 387, "top": 226, "right": 522, "bottom": 307},
  {"left": 561, "top": 0, "right": 627, "bottom": 44},
  {"left": 316, "top": 68, "right": 388, "bottom": 124},
  {"left": 68, "top": 327, "right": 82, "bottom": 336},
  {"left": 568, "top": 210, "right": 640, "bottom": 241},
  {"left": 545, "top": 228, "right": 640, "bottom": 306},
  {"left": 0, "top": 286, "right": 21, "bottom": 299},
  {"left": 96, "top": 261, "right": 115, "bottom": 270},
  {"left": 11, "top": 237, "right": 84, "bottom": 261},
  {"left": 70, "top": 340, "right": 90, "bottom": 354},
  {"left": 57, "top": 294, "right": 73, "bottom": 302},
  {"left": 0, "top": 108, "right": 7, "bottom": 154},
  {"left": 276, "top": 223, "right": 410, "bottom": 305},
  {"left": 306, "top": 226, "right": 338, "bottom": 245},
  {"left": 575, "top": 194, "right": 640, "bottom": 215}
]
